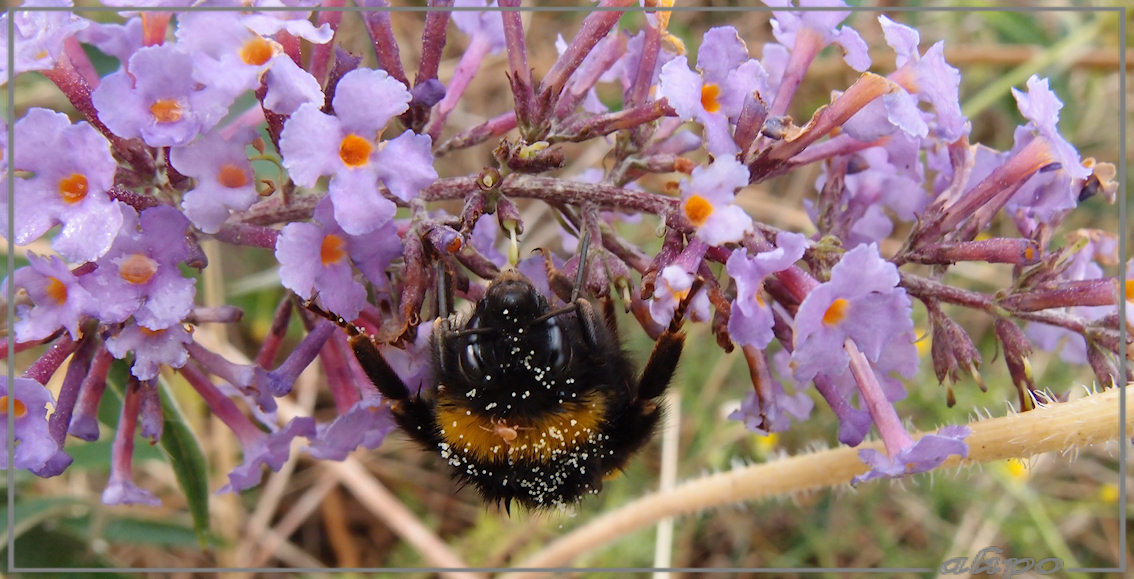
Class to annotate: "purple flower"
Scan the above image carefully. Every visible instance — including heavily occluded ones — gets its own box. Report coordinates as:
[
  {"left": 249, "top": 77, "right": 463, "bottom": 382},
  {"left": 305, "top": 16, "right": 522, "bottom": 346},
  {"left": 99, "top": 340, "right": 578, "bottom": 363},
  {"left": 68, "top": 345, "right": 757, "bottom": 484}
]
[
  {"left": 1025, "top": 231, "right": 1116, "bottom": 364},
  {"left": 0, "top": 377, "right": 60, "bottom": 472},
  {"left": 852, "top": 425, "right": 970, "bottom": 484},
  {"left": 811, "top": 145, "right": 928, "bottom": 246},
  {"left": 877, "top": 15, "right": 967, "bottom": 142},
  {"left": 0, "top": 1, "right": 89, "bottom": 81},
  {"left": 725, "top": 232, "right": 807, "bottom": 348},
  {"left": 649, "top": 265, "right": 710, "bottom": 328},
  {"left": 729, "top": 349, "right": 814, "bottom": 434},
  {"left": 104, "top": 321, "right": 193, "bottom": 381},
  {"left": 452, "top": 0, "right": 506, "bottom": 52},
  {"left": 102, "top": 378, "right": 160, "bottom": 506},
  {"left": 0, "top": 108, "right": 122, "bottom": 262},
  {"left": 275, "top": 198, "right": 403, "bottom": 320},
  {"left": 657, "top": 26, "right": 770, "bottom": 154},
  {"left": 679, "top": 157, "right": 754, "bottom": 246},
  {"left": 169, "top": 129, "right": 259, "bottom": 233},
  {"left": 791, "top": 243, "right": 918, "bottom": 382},
  {"left": 219, "top": 416, "right": 317, "bottom": 494},
  {"left": 74, "top": 15, "right": 143, "bottom": 68},
  {"left": 82, "top": 205, "right": 196, "bottom": 330},
  {"left": 7, "top": 254, "right": 97, "bottom": 342},
  {"left": 92, "top": 44, "right": 233, "bottom": 147},
  {"left": 764, "top": 0, "right": 870, "bottom": 72},
  {"left": 1003, "top": 75, "right": 1090, "bottom": 227},
  {"left": 175, "top": 12, "right": 328, "bottom": 113},
  {"left": 305, "top": 398, "right": 397, "bottom": 460},
  {"left": 279, "top": 68, "right": 437, "bottom": 235}
]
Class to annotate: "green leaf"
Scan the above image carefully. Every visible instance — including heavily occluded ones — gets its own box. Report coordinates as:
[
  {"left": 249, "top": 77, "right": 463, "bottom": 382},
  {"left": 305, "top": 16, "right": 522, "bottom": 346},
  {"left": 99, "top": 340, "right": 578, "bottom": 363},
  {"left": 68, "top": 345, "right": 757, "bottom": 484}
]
[
  {"left": 155, "top": 378, "right": 212, "bottom": 547},
  {"left": 3, "top": 525, "right": 131, "bottom": 577},
  {"left": 0, "top": 496, "right": 88, "bottom": 546},
  {"left": 102, "top": 363, "right": 212, "bottom": 547},
  {"left": 57, "top": 514, "right": 208, "bottom": 547}
]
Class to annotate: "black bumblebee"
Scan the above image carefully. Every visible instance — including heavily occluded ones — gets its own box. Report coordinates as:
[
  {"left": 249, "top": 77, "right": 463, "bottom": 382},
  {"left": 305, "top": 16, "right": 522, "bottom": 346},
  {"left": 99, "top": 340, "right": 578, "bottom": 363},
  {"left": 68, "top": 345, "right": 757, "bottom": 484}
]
[{"left": 311, "top": 237, "right": 696, "bottom": 511}]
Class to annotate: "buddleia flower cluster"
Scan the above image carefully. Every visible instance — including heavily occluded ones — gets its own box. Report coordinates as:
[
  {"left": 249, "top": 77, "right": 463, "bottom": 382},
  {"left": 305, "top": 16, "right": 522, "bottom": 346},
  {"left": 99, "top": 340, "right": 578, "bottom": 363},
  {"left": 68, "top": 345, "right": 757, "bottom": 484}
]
[{"left": 1, "top": 0, "right": 1123, "bottom": 511}]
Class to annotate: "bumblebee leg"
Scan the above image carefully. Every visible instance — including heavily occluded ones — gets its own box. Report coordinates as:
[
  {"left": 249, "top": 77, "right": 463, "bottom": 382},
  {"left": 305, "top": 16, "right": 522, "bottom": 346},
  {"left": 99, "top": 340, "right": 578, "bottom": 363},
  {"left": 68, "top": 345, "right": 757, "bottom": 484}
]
[
  {"left": 633, "top": 276, "right": 702, "bottom": 401},
  {"left": 304, "top": 300, "right": 411, "bottom": 403}
]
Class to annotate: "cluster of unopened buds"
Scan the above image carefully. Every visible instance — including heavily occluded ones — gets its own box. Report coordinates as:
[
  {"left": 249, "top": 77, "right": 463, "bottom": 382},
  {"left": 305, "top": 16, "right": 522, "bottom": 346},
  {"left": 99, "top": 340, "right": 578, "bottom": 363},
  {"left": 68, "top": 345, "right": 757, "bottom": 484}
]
[{"left": 1, "top": 0, "right": 1125, "bottom": 512}]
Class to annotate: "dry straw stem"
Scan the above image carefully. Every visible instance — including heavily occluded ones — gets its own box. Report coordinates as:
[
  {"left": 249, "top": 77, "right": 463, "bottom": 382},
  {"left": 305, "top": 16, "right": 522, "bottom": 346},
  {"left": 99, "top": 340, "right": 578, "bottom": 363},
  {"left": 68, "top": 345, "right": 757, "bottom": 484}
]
[{"left": 507, "top": 385, "right": 1131, "bottom": 572}]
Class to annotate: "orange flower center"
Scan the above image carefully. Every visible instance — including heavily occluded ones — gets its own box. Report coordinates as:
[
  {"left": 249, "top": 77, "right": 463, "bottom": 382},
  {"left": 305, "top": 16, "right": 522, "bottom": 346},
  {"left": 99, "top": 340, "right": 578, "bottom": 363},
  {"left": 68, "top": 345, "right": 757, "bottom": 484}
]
[
  {"left": 45, "top": 277, "right": 68, "bottom": 305},
  {"left": 1126, "top": 279, "right": 1134, "bottom": 302},
  {"left": 119, "top": 254, "right": 159, "bottom": 285},
  {"left": 321, "top": 234, "right": 347, "bottom": 266},
  {"left": 339, "top": 134, "right": 373, "bottom": 168},
  {"left": 683, "top": 194, "right": 713, "bottom": 227},
  {"left": 58, "top": 173, "right": 89, "bottom": 204},
  {"left": 0, "top": 396, "right": 27, "bottom": 418},
  {"left": 822, "top": 298, "right": 849, "bottom": 326},
  {"left": 217, "top": 163, "right": 250, "bottom": 188},
  {"left": 701, "top": 83, "right": 721, "bottom": 114},
  {"left": 240, "top": 37, "right": 274, "bottom": 66},
  {"left": 150, "top": 99, "right": 184, "bottom": 123}
]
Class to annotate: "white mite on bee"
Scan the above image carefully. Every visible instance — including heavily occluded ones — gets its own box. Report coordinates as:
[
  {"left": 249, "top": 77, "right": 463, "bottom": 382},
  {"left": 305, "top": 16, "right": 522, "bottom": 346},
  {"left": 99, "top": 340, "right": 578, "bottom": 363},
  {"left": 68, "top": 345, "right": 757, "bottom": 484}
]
[{"left": 479, "top": 417, "right": 528, "bottom": 446}]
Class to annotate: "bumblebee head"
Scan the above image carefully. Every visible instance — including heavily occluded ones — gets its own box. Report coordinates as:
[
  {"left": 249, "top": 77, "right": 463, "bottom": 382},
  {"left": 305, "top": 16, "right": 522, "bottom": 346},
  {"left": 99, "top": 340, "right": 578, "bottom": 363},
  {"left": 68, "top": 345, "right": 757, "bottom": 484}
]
[{"left": 481, "top": 268, "right": 549, "bottom": 330}]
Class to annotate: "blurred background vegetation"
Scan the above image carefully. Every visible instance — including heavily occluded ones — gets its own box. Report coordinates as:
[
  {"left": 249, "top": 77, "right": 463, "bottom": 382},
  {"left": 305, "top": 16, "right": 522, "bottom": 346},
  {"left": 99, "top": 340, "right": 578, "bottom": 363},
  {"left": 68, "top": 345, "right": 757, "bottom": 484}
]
[{"left": 3, "top": 2, "right": 1129, "bottom": 575}]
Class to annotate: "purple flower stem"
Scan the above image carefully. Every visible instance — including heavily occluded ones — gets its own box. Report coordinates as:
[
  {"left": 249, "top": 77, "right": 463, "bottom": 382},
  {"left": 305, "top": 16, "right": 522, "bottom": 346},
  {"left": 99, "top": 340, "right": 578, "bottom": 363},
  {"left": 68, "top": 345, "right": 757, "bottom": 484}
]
[
  {"left": 45, "top": 330, "right": 99, "bottom": 450},
  {"left": 845, "top": 339, "right": 914, "bottom": 457},
  {"left": 360, "top": 4, "right": 410, "bottom": 84},
  {"left": 786, "top": 132, "right": 879, "bottom": 167},
  {"left": 109, "top": 377, "right": 144, "bottom": 486},
  {"left": 624, "top": 15, "right": 661, "bottom": 110},
  {"left": 554, "top": 34, "right": 626, "bottom": 119},
  {"left": 999, "top": 279, "right": 1117, "bottom": 312},
  {"left": 435, "top": 111, "right": 518, "bottom": 155},
  {"left": 419, "top": 174, "right": 680, "bottom": 217},
  {"left": 308, "top": 0, "right": 346, "bottom": 84},
  {"left": 211, "top": 221, "right": 281, "bottom": 249},
  {"left": 40, "top": 55, "right": 156, "bottom": 177},
  {"left": 265, "top": 319, "right": 337, "bottom": 397},
  {"left": 274, "top": 29, "right": 302, "bottom": 67},
  {"left": 425, "top": 33, "right": 493, "bottom": 142},
  {"left": 62, "top": 36, "right": 99, "bottom": 88},
  {"left": 186, "top": 306, "right": 244, "bottom": 325},
  {"left": 749, "top": 73, "right": 895, "bottom": 181},
  {"left": 180, "top": 362, "right": 263, "bottom": 444},
  {"left": 359, "top": 2, "right": 409, "bottom": 86},
  {"left": 416, "top": 0, "right": 453, "bottom": 87},
  {"left": 320, "top": 333, "right": 363, "bottom": 413},
  {"left": 21, "top": 334, "right": 77, "bottom": 385},
  {"left": 186, "top": 341, "right": 253, "bottom": 389},
  {"left": 951, "top": 139, "right": 1054, "bottom": 238},
  {"left": 897, "top": 238, "right": 1041, "bottom": 267},
  {"left": 499, "top": 0, "right": 535, "bottom": 129},
  {"left": 0, "top": 335, "right": 59, "bottom": 360},
  {"left": 237, "top": 194, "right": 320, "bottom": 227},
  {"left": 768, "top": 26, "right": 823, "bottom": 118},
  {"left": 140, "top": 12, "right": 172, "bottom": 47},
  {"left": 732, "top": 92, "right": 769, "bottom": 153},
  {"left": 255, "top": 298, "right": 294, "bottom": 369},
  {"left": 550, "top": 100, "right": 676, "bottom": 144},
  {"left": 538, "top": 0, "right": 633, "bottom": 115},
  {"left": 69, "top": 347, "right": 114, "bottom": 441},
  {"left": 107, "top": 185, "right": 161, "bottom": 212}
]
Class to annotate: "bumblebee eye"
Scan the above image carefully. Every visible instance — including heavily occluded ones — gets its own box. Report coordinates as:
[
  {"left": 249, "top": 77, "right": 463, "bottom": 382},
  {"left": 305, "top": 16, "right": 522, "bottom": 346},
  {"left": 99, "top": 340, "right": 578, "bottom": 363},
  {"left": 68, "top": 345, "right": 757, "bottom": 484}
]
[
  {"left": 459, "top": 341, "right": 486, "bottom": 381},
  {"left": 544, "top": 320, "right": 571, "bottom": 372}
]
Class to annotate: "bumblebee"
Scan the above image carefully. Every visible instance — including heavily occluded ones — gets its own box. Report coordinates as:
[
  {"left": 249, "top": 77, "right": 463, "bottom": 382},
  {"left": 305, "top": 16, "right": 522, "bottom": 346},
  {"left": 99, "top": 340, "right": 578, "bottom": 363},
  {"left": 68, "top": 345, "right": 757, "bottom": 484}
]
[{"left": 312, "top": 238, "right": 696, "bottom": 511}]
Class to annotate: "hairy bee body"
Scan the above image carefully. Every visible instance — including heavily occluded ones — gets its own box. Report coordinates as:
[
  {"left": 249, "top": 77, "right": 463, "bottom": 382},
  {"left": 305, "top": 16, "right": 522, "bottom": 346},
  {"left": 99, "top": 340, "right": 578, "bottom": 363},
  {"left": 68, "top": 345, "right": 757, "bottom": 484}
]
[
  {"left": 403, "top": 269, "right": 664, "bottom": 510},
  {"left": 320, "top": 265, "right": 687, "bottom": 512}
]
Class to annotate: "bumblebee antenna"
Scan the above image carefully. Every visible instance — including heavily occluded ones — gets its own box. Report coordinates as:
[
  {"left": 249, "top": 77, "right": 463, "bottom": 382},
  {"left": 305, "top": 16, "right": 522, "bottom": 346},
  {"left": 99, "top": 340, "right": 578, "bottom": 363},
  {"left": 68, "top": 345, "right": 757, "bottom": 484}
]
[
  {"left": 435, "top": 260, "right": 450, "bottom": 320},
  {"left": 571, "top": 227, "right": 591, "bottom": 303}
]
